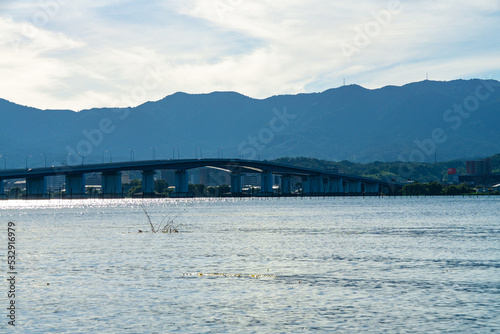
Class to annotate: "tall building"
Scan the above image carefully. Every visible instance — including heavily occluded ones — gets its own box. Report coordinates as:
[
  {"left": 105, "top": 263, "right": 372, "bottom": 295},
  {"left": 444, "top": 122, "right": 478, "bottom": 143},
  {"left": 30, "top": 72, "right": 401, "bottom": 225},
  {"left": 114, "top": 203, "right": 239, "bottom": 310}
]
[
  {"left": 121, "top": 171, "right": 130, "bottom": 184},
  {"left": 85, "top": 173, "right": 102, "bottom": 186},
  {"left": 46, "top": 175, "right": 65, "bottom": 191},
  {"left": 199, "top": 168, "right": 230, "bottom": 186},
  {"left": 460, "top": 158, "right": 499, "bottom": 187},
  {"left": 242, "top": 174, "right": 258, "bottom": 186},
  {"left": 160, "top": 170, "right": 176, "bottom": 186},
  {"left": 466, "top": 158, "right": 492, "bottom": 175}
]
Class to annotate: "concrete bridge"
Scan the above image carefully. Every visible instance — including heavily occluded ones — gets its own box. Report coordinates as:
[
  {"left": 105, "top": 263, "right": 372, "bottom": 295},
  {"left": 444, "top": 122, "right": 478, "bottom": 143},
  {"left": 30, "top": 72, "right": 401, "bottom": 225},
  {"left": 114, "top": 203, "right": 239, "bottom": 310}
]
[{"left": 0, "top": 158, "right": 403, "bottom": 199}]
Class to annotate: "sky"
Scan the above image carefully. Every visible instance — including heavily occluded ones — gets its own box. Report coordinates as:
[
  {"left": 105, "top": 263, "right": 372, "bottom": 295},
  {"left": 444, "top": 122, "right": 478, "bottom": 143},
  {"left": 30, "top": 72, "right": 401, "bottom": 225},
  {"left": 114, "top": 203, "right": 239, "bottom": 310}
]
[{"left": 1, "top": 0, "right": 499, "bottom": 111}]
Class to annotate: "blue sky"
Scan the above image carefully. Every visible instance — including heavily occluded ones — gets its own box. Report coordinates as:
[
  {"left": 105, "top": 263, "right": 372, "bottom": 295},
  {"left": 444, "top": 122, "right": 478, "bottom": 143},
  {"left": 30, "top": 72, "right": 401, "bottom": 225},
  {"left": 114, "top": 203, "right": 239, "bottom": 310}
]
[{"left": 1, "top": 0, "right": 499, "bottom": 110}]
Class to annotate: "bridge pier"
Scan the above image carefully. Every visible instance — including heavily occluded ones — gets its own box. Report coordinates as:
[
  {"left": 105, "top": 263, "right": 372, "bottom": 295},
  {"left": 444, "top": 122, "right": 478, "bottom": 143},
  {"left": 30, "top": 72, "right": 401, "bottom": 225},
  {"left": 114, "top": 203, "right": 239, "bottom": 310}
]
[
  {"left": 280, "top": 174, "right": 292, "bottom": 195},
  {"left": 260, "top": 172, "right": 273, "bottom": 195},
  {"left": 364, "top": 183, "right": 379, "bottom": 195},
  {"left": 301, "top": 177, "right": 311, "bottom": 195},
  {"left": 142, "top": 170, "right": 156, "bottom": 197},
  {"left": 346, "top": 180, "right": 362, "bottom": 194},
  {"left": 231, "top": 172, "right": 242, "bottom": 195},
  {"left": 0, "top": 179, "right": 4, "bottom": 198},
  {"left": 310, "top": 176, "right": 319, "bottom": 194},
  {"left": 26, "top": 176, "right": 47, "bottom": 199},
  {"left": 329, "top": 177, "right": 344, "bottom": 194},
  {"left": 102, "top": 171, "right": 122, "bottom": 198},
  {"left": 174, "top": 170, "right": 189, "bottom": 195},
  {"left": 66, "top": 174, "right": 86, "bottom": 198},
  {"left": 322, "top": 177, "right": 330, "bottom": 194},
  {"left": 308, "top": 176, "right": 324, "bottom": 194}
]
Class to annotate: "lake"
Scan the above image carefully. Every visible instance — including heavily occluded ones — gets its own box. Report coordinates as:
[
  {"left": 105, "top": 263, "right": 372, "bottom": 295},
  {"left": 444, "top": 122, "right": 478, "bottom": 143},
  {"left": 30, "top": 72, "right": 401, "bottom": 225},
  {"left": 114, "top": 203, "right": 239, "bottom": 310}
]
[{"left": 1, "top": 196, "right": 499, "bottom": 333}]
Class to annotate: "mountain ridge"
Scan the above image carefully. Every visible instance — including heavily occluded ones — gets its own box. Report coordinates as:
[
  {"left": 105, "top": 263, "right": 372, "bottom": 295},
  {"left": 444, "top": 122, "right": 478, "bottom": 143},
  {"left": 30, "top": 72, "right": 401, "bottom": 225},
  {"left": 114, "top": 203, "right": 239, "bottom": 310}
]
[{"left": 1, "top": 79, "right": 499, "bottom": 169}]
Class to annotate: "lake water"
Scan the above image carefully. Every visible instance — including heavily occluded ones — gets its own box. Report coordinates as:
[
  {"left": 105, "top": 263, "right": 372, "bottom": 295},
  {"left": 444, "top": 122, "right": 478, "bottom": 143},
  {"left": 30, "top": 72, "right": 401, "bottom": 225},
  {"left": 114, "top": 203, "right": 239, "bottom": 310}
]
[{"left": 1, "top": 196, "right": 499, "bottom": 333}]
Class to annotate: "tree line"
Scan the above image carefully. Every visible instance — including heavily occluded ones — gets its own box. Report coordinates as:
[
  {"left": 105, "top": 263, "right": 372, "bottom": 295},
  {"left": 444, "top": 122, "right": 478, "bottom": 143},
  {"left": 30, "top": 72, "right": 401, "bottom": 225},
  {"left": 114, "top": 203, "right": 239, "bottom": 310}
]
[{"left": 401, "top": 182, "right": 477, "bottom": 196}]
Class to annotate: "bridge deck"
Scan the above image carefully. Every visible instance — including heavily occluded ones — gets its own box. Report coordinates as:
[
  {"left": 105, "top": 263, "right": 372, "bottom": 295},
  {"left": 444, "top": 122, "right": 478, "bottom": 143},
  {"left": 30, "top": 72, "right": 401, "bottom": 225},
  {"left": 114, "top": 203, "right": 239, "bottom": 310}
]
[{"left": 0, "top": 158, "right": 403, "bottom": 188}]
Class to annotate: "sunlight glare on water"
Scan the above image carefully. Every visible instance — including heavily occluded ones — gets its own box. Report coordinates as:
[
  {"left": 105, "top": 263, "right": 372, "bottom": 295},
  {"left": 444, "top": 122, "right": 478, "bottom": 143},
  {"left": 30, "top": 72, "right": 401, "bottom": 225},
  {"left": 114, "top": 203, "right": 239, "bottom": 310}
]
[{"left": 1, "top": 197, "right": 499, "bottom": 333}]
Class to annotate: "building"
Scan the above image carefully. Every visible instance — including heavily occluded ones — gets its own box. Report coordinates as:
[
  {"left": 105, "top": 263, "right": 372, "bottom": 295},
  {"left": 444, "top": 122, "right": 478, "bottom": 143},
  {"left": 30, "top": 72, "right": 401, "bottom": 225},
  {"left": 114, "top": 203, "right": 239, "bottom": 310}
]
[
  {"left": 466, "top": 158, "right": 492, "bottom": 175},
  {"left": 199, "top": 168, "right": 230, "bottom": 186},
  {"left": 242, "top": 174, "right": 259, "bottom": 187},
  {"left": 189, "top": 170, "right": 200, "bottom": 184},
  {"left": 447, "top": 168, "right": 458, "bottom": 184},
  {"left": 121, "top": 171, "right": 130, "bottom": 184},
  {"left": 46, "top": 175, "right": 65, "bottom": 191},
  {"left": 85, "top": 173, "right": 102, "bottom": 186},
  {"left": 160, "top": 170, "right": 176, "bottom": 186},
  {"left": 460, "top": 158, "right": 500, "bottom": 187}
]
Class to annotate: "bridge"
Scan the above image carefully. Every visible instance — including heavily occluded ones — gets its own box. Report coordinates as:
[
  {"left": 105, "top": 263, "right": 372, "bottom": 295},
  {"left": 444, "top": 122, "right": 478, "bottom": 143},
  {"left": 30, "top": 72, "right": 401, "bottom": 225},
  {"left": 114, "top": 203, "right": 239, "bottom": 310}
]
[{"left": 0, "top": 158, "right": 403, "bottom": 199}]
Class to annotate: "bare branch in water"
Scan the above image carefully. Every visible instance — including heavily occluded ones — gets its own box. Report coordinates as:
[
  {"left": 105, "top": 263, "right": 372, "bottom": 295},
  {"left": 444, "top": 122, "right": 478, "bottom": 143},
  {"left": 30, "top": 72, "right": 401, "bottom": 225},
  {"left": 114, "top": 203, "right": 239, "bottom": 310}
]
[
  {"left": 140, "top": 204, "right": 157, "bottom": 233},
  {"left": 156, "top": 215, "right": 170, "bottom": 232},
  {"left": 139, "top": 205, "right": 185, "bottom": 233}
]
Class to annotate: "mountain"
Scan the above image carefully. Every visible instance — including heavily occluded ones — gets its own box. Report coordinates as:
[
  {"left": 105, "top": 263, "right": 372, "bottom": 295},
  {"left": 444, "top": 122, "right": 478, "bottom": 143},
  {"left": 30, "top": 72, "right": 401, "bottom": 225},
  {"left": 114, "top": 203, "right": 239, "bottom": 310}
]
[{"left": 1, "top": 79, "right": 500, "bottom": 169}]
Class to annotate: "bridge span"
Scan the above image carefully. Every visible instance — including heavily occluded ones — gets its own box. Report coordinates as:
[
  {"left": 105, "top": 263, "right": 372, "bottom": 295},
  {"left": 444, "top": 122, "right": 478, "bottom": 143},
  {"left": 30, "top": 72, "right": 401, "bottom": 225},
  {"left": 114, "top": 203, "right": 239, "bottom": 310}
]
[{"left": 0, "top": 158, "right": 403, "bottom": 199}]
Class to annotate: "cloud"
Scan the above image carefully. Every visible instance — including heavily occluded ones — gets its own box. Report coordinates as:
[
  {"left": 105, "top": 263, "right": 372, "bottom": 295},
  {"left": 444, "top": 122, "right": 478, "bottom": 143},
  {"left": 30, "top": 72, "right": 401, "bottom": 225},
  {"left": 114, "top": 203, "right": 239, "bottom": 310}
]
[
  {"left": 0, "top": 15, "right": 86, "bottom": 108},
  {"left": 0, "top": 0, "right": 499, "bottom": 110}
]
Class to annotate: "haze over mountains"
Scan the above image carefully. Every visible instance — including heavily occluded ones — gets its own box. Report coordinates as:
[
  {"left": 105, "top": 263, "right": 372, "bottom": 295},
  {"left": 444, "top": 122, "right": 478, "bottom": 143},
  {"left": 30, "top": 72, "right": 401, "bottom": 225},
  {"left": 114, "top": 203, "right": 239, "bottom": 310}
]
[{"left": 1, "top": 79, "right": 499, "bottom": 169}]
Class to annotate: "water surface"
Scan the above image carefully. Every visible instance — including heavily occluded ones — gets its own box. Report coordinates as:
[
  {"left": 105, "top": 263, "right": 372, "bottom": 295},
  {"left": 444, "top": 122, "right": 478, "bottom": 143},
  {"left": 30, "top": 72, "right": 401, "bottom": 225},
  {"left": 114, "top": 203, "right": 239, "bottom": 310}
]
[{"left": 1, "top": 197, "right": 499, "bottom": 333}]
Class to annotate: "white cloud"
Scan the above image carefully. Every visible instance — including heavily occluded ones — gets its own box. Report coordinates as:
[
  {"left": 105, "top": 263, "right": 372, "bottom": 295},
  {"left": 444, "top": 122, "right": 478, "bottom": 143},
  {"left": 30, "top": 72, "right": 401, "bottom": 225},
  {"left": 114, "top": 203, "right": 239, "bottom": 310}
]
[{"left": 0, "top": 0, "right": 499, "bottom": 110}]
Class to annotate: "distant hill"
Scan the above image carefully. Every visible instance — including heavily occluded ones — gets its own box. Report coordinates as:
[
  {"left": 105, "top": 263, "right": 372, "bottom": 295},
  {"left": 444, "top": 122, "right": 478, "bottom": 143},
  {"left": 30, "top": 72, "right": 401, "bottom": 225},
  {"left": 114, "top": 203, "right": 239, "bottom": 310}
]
[
  {"left": 491, "top": 153, "right": 500, "bottom": 173},
  {"left": 272, "top": 152, "right": 500, "bottom": 183},
  {"left": 1, "top": 79, "right": 500, "bottom": 168},
  {"left": 271, "top": 157, "right": 466, "bottom": 183}
]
